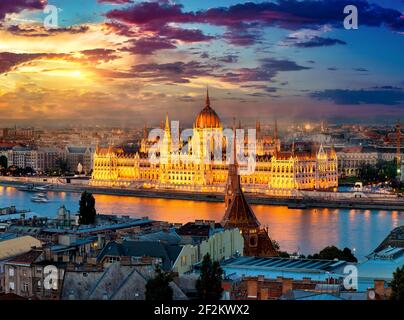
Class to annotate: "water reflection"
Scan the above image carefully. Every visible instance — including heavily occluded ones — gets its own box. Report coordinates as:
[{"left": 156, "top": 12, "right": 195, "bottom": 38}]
[{"left": 0, "top": 186, "right": 402, "bottom": 260}]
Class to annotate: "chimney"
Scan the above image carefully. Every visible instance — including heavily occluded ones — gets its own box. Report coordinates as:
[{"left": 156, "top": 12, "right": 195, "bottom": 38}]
[
  {"left": 246, "top": 279, "right": 258, "bottom": 299},
  {"left": 44, "top": 247, "right": 52, "bottom": 260},
  {"left": 260, "top": 287, "right": 269, "bottom": 300},
  {"left": 374, "top": 280, "right": 386, "bottom": 298},
  {"left": 282, "top": 278, "right": 293, "bottom": 295}
]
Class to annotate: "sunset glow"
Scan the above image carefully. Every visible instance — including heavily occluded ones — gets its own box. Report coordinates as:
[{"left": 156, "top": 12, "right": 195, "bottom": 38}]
[{"left": 0, "top": 0, "right": 402, "bottom": 126}]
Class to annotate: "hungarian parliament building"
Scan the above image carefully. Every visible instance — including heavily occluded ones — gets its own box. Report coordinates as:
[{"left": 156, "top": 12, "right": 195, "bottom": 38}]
[{"left": 91, "top": 91, "right": 338, "bottom": 195}]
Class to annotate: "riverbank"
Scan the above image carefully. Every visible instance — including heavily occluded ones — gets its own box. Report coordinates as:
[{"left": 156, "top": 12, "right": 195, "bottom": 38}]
[{"left": 1, "top": 178, "right": 404, "bottom": 210}]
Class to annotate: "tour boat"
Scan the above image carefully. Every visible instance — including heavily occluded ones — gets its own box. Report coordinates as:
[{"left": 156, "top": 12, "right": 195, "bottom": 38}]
[{"left": 30, "top": 193, "right": 49, "bottom": 203}]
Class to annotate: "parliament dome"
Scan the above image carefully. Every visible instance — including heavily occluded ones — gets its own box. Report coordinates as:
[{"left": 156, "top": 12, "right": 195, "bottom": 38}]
[{"left": 194, "top": 89, "right": 222, "bottom": 129}]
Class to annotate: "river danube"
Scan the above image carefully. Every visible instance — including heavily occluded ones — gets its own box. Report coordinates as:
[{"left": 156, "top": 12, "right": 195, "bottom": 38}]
[{"left": 1, "top": 186, "right": 402, "bottom": 261}]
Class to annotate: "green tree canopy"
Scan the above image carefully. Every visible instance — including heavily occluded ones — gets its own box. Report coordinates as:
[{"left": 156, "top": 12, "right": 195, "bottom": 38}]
[
  {"left": 390, "top": 266, "right": 404, "bottom": 300},
  {"left": 145, "top": 265, "right": 173, "bottom": 301},
  {"left": 196, "top": 253, "right": 223, "bottom": 300},
  {"left": 307, "top": 246, "right": 357, "bottom": 262},
  {"left": 358, "top": 160, "right": 398, "bottom": 184},
  {"left": 78, "top": 191, "right": 97, "bottom": 225},
  {"left": 0, "top": 155, "right": 7, "bottom": 170}
]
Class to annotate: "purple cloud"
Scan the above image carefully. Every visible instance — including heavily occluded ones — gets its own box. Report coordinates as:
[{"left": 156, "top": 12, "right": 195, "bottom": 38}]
[
  {"left": 131, "top": 60, "right": 220, "bottom": 83},
  {"left": 105, "top": 0, "right": 403, "bottom": 49},
  {"left": 158, "top": 26, "right": 214, "bottom": 43},
  {"left": 121, "top": 37, "right": 176, "bottom": 55},
  {"left": 0, "top": 0, "right": 46, "bottom": 20},
  {"left": 223, "top": 30, "right": 261, "bottom": 46},
  {"left": 288, "top": 36, "right": 347, "bottom": 48},
  {"left": 221, "top": 58, "right": 311, "bottom": 83},
  {"left": 310, "top": 88, "right": 404, "bottom": 105},
  {"left": 98, "top": 0, "right": 133, "bottom": 4},
  {"left": 106, "top": 1, "right": 194, "bottom": 27},
  {"left": 0, "top": 52, "right": 42, "bottom": 73},
  {"left": 6, "top": 24, "right": 89, "bottom": 37}
]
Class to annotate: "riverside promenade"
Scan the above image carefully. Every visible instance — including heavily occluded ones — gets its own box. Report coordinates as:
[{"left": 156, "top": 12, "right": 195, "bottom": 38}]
[{"left": 1, "top": 176, "right": 403, "bottom": 211}]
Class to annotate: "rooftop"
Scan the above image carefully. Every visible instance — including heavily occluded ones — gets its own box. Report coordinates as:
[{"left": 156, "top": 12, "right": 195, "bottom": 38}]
[
  {"left": 0, "top": 235, "right": 42, "bottom": 261},
  {"left": 42, "top": 218, "right": 154, "bottom": 235},
  {"left": 97, "top": 240, "right": 182, "bottom": 271},
  {"left": 137, "top": 229, "right": 181, "bottom": 245},
  {"left": 6, "top": 249, "right": 43, "bottom": 266},
  {"left": 355, "top": 245, "right": 404, "bottom": 291},
  {"left": 221, "top": 256, "right": 348, "bottom": 281},
  {"left": 66, "top": 146, "right": 89, "bottom": 154},
  {"left": 50, "top": 236, "right": 98, "bottom": 253},
  {"left": 222, "top": 256, "right": 347, "bottom": 272},
  {"left": 0, "top": 233, "right": 19, "bottom": 242},
  {"left": 177, "top": 221, "right": 220, "bottom": 238}
]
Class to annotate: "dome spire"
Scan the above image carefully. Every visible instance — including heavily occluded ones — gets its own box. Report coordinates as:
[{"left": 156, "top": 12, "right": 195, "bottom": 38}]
[
  {"left": 194, "top": 87, "right": 222, "bottom": 129},
  {"left": 205, "top": 85, "right": 210, "bottom": 108},
  {"left": 165, "top": 112, "right": 170, "bottom": 131}
]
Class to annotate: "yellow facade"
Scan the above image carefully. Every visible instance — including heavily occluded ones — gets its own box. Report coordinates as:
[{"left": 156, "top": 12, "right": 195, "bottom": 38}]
[
  {"left": 91, "top": 94, "right": 338, "bottom": 194},
  {"left": 172, "top": 228, "right": 244, "bottom": 275}
]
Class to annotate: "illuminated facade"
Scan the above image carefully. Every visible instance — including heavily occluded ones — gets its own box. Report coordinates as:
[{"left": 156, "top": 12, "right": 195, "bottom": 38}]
[{"left": 91, "top": 91, "right": 338, "bottom": 195}]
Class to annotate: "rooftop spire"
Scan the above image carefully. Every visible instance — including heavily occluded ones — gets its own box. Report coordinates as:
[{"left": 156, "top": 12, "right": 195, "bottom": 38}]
[
  {"left": 205, "top": 86, "right": 210, "bottom": 108},
  {"left": 165, "top": 112, "right": 170, "bottom": 131},
  {"left": 222, "top": 117, "right": 260, "bottom": 230},
  {"left": 233, "top": 117, "right": 237, "bottom": 167},
  {"left": 274, "top": 119, "right": 278, "bottom": 140}
]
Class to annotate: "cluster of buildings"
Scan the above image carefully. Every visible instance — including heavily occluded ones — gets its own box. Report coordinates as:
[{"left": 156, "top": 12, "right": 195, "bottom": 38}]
[
  {"left": 0, "top": 124, "right": 137, "bottom": 174},
  {"left": 2, "top": 145, "right": 94, "bottom": 174},
  {"left": 0, "top": 146, "right": 402, "bottom": 300},
  {"left": 2, "top": 92, "right": 404, "bottom": 192},
  {"left": 91, "top": 92, "right": 339, "bottom": 195},
  {"left": 1, "top": 210, "right": 401, "bottom": 300}
]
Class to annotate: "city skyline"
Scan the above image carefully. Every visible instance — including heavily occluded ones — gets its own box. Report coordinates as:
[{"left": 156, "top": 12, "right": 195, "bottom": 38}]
[{"left": 0, "top": 0, "right": 403, "bottom": 127}]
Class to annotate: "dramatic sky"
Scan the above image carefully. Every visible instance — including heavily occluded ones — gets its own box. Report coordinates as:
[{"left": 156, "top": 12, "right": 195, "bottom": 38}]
[{"left": 0, "top": 0, "right": 403, "bottom": 127}]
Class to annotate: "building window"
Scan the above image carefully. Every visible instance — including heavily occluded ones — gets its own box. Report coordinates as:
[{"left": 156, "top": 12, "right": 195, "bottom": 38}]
[
  {"left": 8, "top": 268, "right": 14, "bottom": 277},
  {"left": 9, "top": 282, "right": 15, "bottom": 291},
  {"left": 22, "top": 282, "right": 29, "bottom": 292}
]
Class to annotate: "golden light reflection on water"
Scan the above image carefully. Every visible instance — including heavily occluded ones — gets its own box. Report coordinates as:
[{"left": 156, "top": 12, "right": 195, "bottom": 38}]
[
  {"left": 0, "top": 186, "right": 403, "bottom": 258},
  {"left": 92, "top": 195, "right": 348, "bottom": 254}
]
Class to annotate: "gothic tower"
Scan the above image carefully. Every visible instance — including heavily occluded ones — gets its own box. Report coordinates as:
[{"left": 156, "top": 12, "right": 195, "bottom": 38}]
[{"left": 222, "top": 122, "right": 277, "bottom": 257}]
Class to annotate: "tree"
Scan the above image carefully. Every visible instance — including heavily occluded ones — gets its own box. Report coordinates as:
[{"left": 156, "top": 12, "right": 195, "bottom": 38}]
[
  {"left": 56, "top": 158, "right": 68, "bottom": 175},
  {"left": 278, "top": 251, "right": 291, "bottom": 258},
  {"left": 145, "top": 265, "right": 173, "bottom": 301},
  {"left": 376, "top": 160, "right": 397, "bottom": 182},
  {"left": 271, "top": 240, "right": 280, "bottom": 251},
  {"left": 390, "top": 266, "right": 404, "bottom": 300},
  {"left": 307, "top": 246, "right": 357, "bottom": 262},
  {"left": 0, "top": 155, "right": 7, "bottom": 170},
  {"left": 357, "top": 160, "right": 397, "bottom": 184},
  {"left": 24, "top": 166, "right": 35, "bottom": 175},
  {"left": 78, "top": 191, "right": 97, "bottom": 225},
  {"left": 196, "top": 253, "right": 223, "bottom": 300}
]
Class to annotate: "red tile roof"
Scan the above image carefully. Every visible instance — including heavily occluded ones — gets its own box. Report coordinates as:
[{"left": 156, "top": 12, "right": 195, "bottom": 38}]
[{"left": 0, "top": 293, "right": 27, "bottom": 300}]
